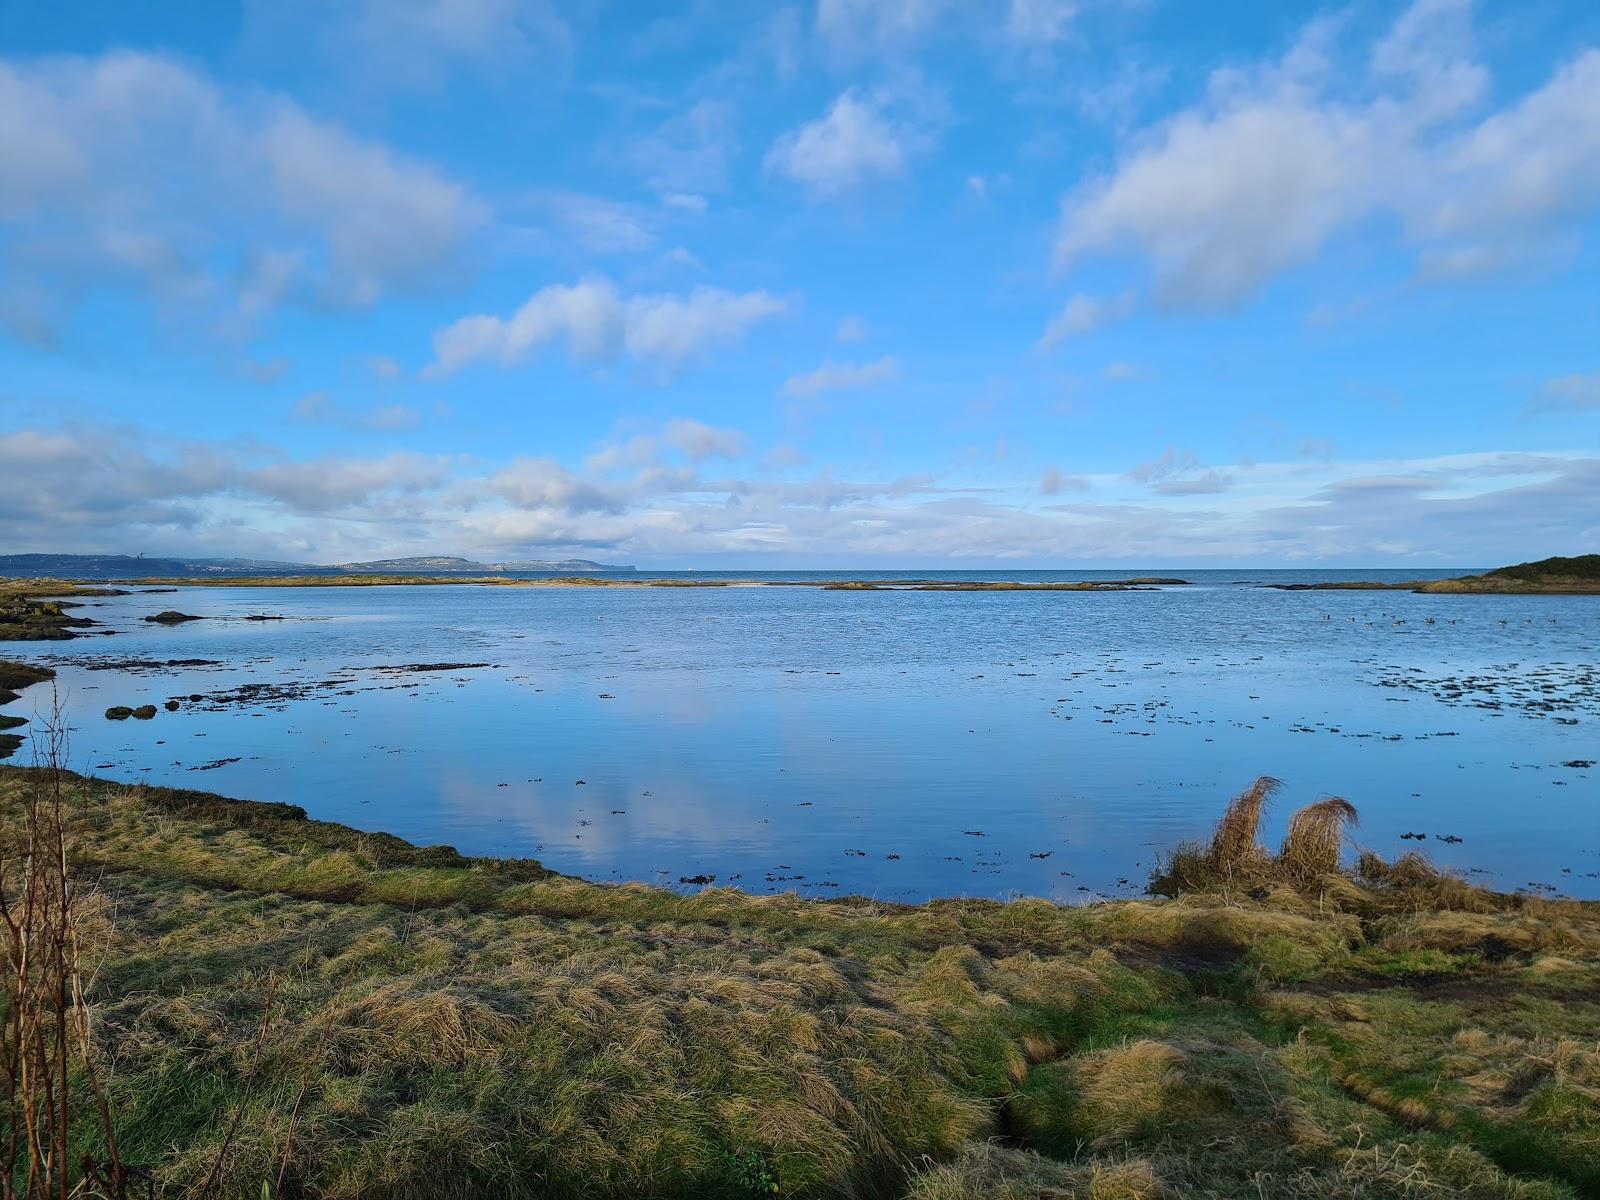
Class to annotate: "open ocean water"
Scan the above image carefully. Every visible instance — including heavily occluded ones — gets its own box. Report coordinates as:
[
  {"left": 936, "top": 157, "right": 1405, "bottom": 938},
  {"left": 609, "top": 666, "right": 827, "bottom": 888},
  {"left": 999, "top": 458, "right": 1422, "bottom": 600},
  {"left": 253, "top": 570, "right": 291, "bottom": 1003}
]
[{"left": 11, "top": 570, "right": 1599, "bottom": 900}]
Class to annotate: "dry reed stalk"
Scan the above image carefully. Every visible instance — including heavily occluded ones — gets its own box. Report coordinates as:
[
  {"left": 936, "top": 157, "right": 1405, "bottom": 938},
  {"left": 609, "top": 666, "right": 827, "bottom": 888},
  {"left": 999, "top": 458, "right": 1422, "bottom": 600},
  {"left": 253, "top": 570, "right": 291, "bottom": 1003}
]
[{"left": 0, "top": 695, "right": 127, "bottom": 1199}]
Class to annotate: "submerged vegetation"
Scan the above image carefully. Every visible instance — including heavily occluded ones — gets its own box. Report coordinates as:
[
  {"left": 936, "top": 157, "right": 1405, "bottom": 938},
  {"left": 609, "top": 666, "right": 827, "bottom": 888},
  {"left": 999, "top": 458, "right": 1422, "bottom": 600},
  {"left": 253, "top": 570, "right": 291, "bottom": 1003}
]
[{"left": 0, "top": 750, "right": 1593, "bottom": 1198}]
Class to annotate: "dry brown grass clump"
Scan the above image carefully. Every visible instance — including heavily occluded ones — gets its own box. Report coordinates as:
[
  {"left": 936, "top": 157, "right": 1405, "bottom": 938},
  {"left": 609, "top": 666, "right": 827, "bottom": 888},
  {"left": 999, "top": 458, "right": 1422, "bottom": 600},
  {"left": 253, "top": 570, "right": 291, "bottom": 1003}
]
[
  {"left": 1277, "top": 796, "right": 1359, "bottom": 882},
  {"left": 904, "top": 1141, "right": 1167, "bottom": 1200},
  {"left": 1208, "top": 776, "right": 1280, "bottom": 874}
]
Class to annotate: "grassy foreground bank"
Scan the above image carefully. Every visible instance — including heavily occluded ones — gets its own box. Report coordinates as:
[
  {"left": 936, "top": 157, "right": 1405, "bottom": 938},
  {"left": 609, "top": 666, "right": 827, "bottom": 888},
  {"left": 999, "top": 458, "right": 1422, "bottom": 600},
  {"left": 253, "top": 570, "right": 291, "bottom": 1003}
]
[{"left": 1, "top": 766, "right": 1595, "bottom": 1198}]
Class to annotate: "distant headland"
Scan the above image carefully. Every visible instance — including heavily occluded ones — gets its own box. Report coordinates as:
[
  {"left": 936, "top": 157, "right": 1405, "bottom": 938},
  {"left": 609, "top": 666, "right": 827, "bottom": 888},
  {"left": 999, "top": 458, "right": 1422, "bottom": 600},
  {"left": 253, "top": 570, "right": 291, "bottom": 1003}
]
[
  {"left": 0, "top": 553, "right": 634, "bottom": 579},
  {"left": 1263, "top": 554, "right": 1600, "bottom": 594}
]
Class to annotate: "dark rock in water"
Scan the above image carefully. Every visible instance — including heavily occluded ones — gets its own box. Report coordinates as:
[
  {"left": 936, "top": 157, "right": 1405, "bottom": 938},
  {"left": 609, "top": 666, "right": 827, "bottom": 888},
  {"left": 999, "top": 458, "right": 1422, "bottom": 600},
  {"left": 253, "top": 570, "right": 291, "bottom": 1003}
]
[
  {"left": 678, "top": 874, "right": 716, "bottom": 885},
  {"left": 81, "top": 658, "right": 222, "bottom": 672},
  {"left": 374, "top": 662, "right": 492, "bottom": 673},
  {"left": 190, "top": 756, "right": 241, "bottom": 771},
  {"left": 164, "top": 699, "right": 181, "bottom": 711},
  {"left": 142, "top": 588, "right": 178, "bottom": 593},
  {"left": 106, "top": 703, "right": 158, "bottom": 720},
  {"left": 145, "top": 611, "right": 204, "bottom": 624},
  {"left": 244, "top": 614, "right": 285, "bottom": 621}
]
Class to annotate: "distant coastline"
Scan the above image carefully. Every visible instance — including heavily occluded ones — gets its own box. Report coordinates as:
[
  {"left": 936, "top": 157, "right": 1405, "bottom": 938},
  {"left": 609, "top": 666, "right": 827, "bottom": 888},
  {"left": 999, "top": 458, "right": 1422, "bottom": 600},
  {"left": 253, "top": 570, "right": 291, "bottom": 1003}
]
[
  {"left": 0, "top": 552, "right": 635, "bottom": 579},
  {"left": 2, "top": 553, "right": 1595, "bottom": 597}
]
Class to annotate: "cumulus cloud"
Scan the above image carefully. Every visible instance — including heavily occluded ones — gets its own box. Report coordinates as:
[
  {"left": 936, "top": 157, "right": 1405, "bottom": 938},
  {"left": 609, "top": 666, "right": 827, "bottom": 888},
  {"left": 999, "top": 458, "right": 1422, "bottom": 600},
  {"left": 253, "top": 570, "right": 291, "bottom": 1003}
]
[
  {"left": 0, "top": 51, "right": 483, "bottom": 343},
  {"left": 427, "top": 278, "right": 787, "bottom": 376},
  {"left": 662, "top": 418, "right": 748, "bottom": 461},
  {"left": 765, "top": 90, "right": 917, "bottom": 198},
  {"left": 1039, "top": 290, "right": 1135, "bottom": 347},
  {"left": 487, "top": 457, "right": 625, "bottom": 513},
  {"left": 780, "top": 356, "right": 900, "bottom": 398},
  {"left": 1054, "top": 2, "right": 1600, "bottom": 307}
]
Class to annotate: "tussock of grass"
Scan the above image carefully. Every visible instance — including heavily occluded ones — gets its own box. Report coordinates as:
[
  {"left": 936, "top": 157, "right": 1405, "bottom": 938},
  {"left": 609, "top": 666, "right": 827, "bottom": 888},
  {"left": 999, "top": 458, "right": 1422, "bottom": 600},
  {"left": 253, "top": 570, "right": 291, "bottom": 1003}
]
[
  {"left": 3, "top": 768, "right": 1595, "bottom": 1198},
  {"left": 1278, "top": 796, "right": 1359, "bottom": 882}
]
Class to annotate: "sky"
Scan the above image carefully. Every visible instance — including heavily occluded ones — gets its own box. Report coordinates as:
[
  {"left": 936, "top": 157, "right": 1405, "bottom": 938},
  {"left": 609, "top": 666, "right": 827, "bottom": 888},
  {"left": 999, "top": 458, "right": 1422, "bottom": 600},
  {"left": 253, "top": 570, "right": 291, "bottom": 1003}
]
[{"left": 1, "top": 0, "right": 1598, "bottom": 568}]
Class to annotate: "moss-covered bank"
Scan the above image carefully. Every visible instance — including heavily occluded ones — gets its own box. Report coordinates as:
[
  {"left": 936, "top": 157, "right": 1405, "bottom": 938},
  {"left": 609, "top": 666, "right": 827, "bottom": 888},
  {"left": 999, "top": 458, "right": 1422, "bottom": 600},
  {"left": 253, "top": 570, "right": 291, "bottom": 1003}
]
[{"left": 1, "top": 767, "right": 1595, "bottom": 1198}]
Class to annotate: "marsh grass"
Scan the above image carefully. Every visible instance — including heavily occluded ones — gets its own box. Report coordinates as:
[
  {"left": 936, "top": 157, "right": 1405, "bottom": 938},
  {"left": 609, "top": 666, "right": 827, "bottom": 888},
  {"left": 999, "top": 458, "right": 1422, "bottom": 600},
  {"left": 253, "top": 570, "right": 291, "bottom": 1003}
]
[{"left": 0, "top": 769, "right": 1593, "bottom": 1198}]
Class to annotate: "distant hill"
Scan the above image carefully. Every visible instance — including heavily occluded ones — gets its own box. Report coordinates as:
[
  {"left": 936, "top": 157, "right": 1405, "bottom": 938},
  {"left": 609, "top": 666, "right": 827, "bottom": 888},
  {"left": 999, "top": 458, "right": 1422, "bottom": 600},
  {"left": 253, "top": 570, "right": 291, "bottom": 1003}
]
[
  {"left": 0, "top": 553, "right": 633, "bottom": 578},
  {"left": 1419, "top": 554, "right": 1600, "bottom": 594},
  {"left": 1483, "top": 554, "right": 1600, "bottom": 582},
  {"left": 337, "top": 557, "right": 630, "bottom": 574}
]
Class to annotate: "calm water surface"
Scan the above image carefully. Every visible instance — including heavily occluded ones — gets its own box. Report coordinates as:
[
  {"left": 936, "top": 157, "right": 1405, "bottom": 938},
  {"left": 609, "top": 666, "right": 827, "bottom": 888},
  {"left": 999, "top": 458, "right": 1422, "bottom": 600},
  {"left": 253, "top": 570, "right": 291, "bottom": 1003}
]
[{"left": 15, "top": 571, "right": 1600, "bottom": 900}]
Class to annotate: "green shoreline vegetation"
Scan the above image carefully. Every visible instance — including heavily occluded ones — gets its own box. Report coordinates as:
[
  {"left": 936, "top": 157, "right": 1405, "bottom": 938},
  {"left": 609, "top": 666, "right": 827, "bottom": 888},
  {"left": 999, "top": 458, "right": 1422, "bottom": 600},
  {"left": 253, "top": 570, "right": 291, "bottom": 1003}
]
[
  {"left": 0, "top": 554, "right": 1595, "bottom": 605},
  {"left": 0, "top": 662, "right": 1594, "bottom": 1198}
]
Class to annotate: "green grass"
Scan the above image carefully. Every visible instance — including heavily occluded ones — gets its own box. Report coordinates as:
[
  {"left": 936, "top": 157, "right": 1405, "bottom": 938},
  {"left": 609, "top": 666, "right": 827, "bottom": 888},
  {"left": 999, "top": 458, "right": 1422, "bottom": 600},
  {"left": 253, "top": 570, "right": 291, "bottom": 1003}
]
[{"left": 2, "top": 767, "right": 1596, "bottom": 1198}]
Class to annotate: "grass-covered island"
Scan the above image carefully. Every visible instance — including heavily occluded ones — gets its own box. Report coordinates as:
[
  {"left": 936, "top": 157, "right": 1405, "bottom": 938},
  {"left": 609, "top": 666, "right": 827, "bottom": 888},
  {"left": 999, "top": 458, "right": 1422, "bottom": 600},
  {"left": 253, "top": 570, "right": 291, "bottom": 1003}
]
[
  {"left": 1265, "top": 555, "right": 1600, "bottom": 595},
  {"left": 1, "top": 716, "right": 1595, "bottom": 1200}
]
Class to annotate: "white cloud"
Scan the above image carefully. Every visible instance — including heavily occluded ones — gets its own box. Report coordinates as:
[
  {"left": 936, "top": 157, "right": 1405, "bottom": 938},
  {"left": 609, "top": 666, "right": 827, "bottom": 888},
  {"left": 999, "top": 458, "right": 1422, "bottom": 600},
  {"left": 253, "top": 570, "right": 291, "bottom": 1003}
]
[
  {"left": 765, "top": 91, "right": 910, "bottom": 198},
  {"left": 662, "top": 418, "right": 748, "bottom": 462},
  {"left": 1430, "top": 50, "right": 1600, "bottom": 244},
  {"left": 261, "top": 108, "right": 481, "bottom": 304},
  {"left": 1054, "top": 3, "right": 1600, "bottom": 307},
  {"left": 488, "top": 457, "right": 624, "bottom": 513},
  {"left": 1039, "top": 290, "right": 1135, "bottom": 347},
  {"left": 427, "top": 278, "right": 787, "bottom": 376},
  {"left": 0, "top": 51, "right": 484, "bottom": 342},
  {"left": 780, "top": 355, "right": 900, "bottom": 398},
  {"left": 5, "top": 422, "right": 1598, "bottom": 566},
  {"left": 1058, "top": 96, "right": 1377, "bottom": 308},
  {"left": 248, "top": 452, "right": 449, "bottom": 511}
]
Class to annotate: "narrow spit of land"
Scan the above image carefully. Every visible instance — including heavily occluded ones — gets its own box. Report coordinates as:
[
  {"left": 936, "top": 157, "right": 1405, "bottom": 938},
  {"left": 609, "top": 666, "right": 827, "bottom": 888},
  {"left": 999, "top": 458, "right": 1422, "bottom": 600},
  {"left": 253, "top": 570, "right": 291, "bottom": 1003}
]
[{"left": 0, "top": 678, "right": 1593, "bottom": 1200}]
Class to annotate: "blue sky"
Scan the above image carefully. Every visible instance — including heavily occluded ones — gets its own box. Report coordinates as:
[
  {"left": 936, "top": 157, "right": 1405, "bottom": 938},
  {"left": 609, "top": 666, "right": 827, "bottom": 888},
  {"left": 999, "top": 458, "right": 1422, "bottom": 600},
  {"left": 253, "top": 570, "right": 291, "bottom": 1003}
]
[{"left": 2, "top": 0, "right": 1597, "bottom": 567}]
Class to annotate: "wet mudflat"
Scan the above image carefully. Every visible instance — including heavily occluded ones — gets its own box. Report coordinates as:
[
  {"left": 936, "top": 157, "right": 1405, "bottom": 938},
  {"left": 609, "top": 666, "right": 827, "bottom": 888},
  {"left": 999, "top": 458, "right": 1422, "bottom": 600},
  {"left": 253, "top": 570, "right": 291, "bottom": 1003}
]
[{"left": 5, "top": 572, "right": 1597, "bottom": 900}]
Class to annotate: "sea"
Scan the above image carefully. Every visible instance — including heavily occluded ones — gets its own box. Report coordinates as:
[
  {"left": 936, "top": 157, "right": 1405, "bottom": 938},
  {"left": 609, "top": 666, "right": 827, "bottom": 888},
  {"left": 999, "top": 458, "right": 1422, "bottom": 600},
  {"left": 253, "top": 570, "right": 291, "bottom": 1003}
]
[{"left": 10, "top": 569, "right": 1598, "bottom": 900}]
